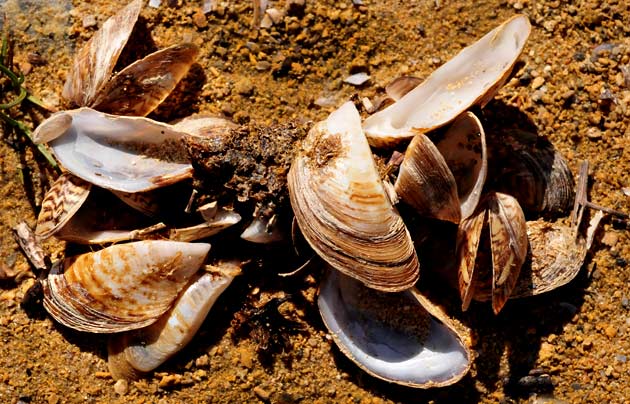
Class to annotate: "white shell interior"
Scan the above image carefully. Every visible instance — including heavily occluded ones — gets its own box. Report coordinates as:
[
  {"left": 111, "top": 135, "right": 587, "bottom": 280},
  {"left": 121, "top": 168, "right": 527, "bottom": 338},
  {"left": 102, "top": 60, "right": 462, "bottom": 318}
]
[
  {"left": 318, "top": 271, "right": 469, "bottom": 387},
  {"left": 49, "top": 108, "right": 192, "bottom": 192},
  {"left": 363, "top": 15, "right": 530, "bottom": 142}
]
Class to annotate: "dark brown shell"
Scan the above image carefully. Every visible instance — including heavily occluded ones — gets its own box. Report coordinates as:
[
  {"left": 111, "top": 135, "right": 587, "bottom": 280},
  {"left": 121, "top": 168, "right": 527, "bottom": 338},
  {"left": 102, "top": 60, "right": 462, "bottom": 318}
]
[{"left": 487, "top": 130, "right": 574, "bottom": 216}]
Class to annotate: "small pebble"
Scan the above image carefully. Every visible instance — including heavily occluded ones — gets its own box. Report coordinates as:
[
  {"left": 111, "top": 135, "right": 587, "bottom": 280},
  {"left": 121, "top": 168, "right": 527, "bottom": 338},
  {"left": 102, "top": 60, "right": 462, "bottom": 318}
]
[
  {"left": 601, "top": 231, "right": 618, "bottom": 246},
  {"left": 254, "top": 386, "right": 271, "bottom": 401},
  {"left": 532, "top": 76, "right": 545, "bottom": 89},
  {"left": 235, "top": 78, "right": 254, "bottom": 96},
  {"left": 344, "top": 72, "right": 369, "bottom": 86},
  {"left": 604, "top": 325, "right": 617, "bottom": 338},
  {"left": 114, "top": 379, "right": 128, "bottom": 395},
  {"left": 82, "top": 15, "right": 97, "bottom": 28},
  {"left": 588, "top": 112, "right": 602, "bottom": 125},
  {"left": 192, "top": 10, "right": 208, "bottom": 29},
  {"left": 622, "top": 297, "right": 629, "bottom": 308},
  {"left": 615, "top": 354, "right": 627, "bottom": 363},
  {"left": 586, "top": 127, "right": 602, "bottom": 140},
  {"left": 256, "top": 61, "right": 271, "bottom": 71},
  {"left": 158, "top": 374, "right": 182, "bottom": 388},
  {"left": 195, "top": 355, "right": 209, "bottom": 367},
  {"left": 19, "top": 62, "right": 32, "bottom": 76}
]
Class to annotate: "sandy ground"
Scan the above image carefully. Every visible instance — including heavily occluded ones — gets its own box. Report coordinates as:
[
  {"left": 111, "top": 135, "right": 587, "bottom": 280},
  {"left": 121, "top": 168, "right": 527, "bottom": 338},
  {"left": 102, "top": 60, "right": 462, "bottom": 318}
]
[{"left": 0, "top": 0, "right": 629, "bottom": 403}]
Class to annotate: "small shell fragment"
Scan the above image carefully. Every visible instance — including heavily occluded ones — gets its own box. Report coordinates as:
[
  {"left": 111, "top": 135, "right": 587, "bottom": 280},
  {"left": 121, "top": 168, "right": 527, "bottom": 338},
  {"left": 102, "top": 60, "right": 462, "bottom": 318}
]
[
  {"left": 344, "top": 72, "right": 370, "bottom": 86},
  {"left": 43, "top": 240, "right": 211, "bottom": 333},
  {"left": 385, "top": 76, "right": 422, "bottom": 101}
]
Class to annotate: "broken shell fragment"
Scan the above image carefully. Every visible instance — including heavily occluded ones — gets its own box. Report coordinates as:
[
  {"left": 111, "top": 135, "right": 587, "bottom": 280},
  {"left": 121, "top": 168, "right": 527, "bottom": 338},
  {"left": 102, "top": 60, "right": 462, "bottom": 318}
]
[
  {"left": 62, "top": 0, "right": 143, "bottom": 107},
  {"left": 511, "top": 211, "right": 603, "bottom": 297},
  {"left": 318, "top": 270, "right": 471, "bottom": 388},
  {"left": 435, "top": 112, "right": 487, "bottom": 220},
  {"left": 35, "top": 173, "right": 92, "bottom": 239},
  {"left": 458, "top": 192, "right": 528, "bottom": 314},
  {"left": 42, "top": 240, "right": 210, "bottom": 333},
  {"left": 395, "top": 134, "right": 461, "bottom": 223},
  {"left": 42, "top": 108, "right": 192, "bottom": 193},
  {"left": 288, "top": 102, "right": 419, "bottom": 292},
  {"left": 169, "top": 209, "right": 242, "bottom": 242},
  {"left": 240, "top": 214, "right": 285, "bottom": 244},
  {"left": 91, "top": 43, "right": 200, "bottom": 117},
  {"left": 107, "top": 262, "right": 240, "bottom": 380},
  {"left": 363, "top": 15, "right": 531, "bottom": 146}
]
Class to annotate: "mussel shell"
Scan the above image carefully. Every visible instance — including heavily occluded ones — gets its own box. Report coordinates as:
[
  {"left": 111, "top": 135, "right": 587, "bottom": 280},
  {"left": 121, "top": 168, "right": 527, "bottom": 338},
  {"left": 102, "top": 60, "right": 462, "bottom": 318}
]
[
  {"left": 35, "top": 173, "right": 91, "bottom": 239},
  {"left": 43, "top": 240, "right": 210, "bottom": 333},
  {"left": 288, "top": 102, "right": 419, "bottom": 292},
  {"left": 318, "top": 269, "right": 471, "bottom": 388},
  {"left": 395, "top": 134, "right": 461, "bottom": 223},
  {"left": 487, "top": 129, "right": 574, "bottom": 216},
  {"left": 511, "top": 211, "right": 603, "bottom": 297},
  {"left": 488, "top": 192, "right": 528, "bottom": 314},
  {"left": 363, "top": 15, "right": 531, "bottom": 147},
  {"left": 91, "top": 43, "right": 200, "bottom": 117},
  {"left": 44, "top": 108, "right": 193, "bottom": 193},
  {"left": 457, "top": 192, "right": 528, "bottom": 314},
  {"left": 62, "top": 0, "right": 143, "bottom": 107},
  {"left": 52, "top": 188, "right": 160, "bottom": 244},
  {"left": 108, "top": 264, "right": 239, "bottom": 380},
  {"left": 435, "top": 112, "right": 488, "bottom": 220}
]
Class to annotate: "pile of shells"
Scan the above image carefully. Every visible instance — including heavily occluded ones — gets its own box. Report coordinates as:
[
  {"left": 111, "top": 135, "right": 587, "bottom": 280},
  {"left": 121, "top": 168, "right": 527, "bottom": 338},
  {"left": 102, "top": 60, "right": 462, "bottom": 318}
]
[
  {"left": 29, "top": 1, "right": 605, "bottom": 390},
  {"left": 33, "top": 0, "right": 244, "bottom": 380}
]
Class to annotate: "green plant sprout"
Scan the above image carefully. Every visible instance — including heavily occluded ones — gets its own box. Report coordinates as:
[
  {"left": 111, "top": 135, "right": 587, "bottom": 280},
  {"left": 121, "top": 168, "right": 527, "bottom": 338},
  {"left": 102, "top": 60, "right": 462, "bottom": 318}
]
[{"left": 0, "top": 24, "right": 58, "bottom": 170}]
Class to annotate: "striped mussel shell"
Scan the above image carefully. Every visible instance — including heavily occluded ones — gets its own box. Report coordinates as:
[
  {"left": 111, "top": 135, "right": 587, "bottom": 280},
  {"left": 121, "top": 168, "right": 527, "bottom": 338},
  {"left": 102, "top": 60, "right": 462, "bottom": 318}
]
[
  {"left": 457, "top": 192, "right": 528, "bottom": 314},
  {"left": 35, "top": 173, "right": 92, "bottom": 239},
  {"left": 62, "top": 0, "right": 198, "bottom": 118},
  {"left": 42, "top": 240, "right": 210, "bottom": 333},
  {"left": 288, "top": 102, "right": 419, "bottom": 292},
  {"left": 487, "top": 129, "right": 574, "bottom": 216},
  {"left": 394, "top": 112, "right": 488, "bottom": 224}
]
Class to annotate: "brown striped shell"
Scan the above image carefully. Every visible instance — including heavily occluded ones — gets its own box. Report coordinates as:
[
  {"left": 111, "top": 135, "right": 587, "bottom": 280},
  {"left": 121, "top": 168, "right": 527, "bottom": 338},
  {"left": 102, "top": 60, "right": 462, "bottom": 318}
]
[
  {"left": 35, "top": 173, "right": 92, "bottom": 239},
  {"left": 457, "top": 192, "right": 528, "bottom": 314},
  {"left": 288, "top": 102, "right": 419, "bottom": 292},
  {"left": 42, "top": 240, "right": 210, "bottom": 333}
]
